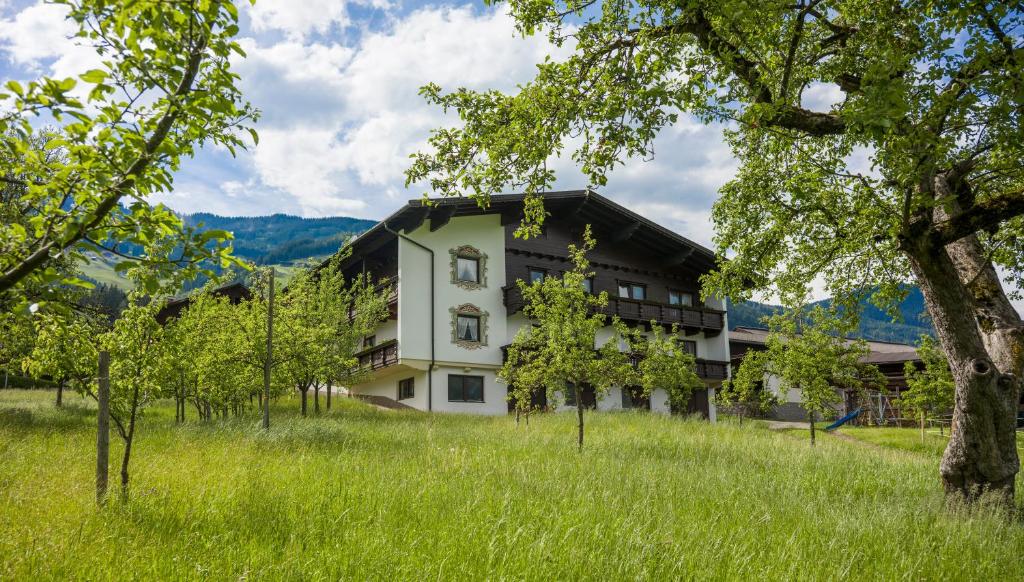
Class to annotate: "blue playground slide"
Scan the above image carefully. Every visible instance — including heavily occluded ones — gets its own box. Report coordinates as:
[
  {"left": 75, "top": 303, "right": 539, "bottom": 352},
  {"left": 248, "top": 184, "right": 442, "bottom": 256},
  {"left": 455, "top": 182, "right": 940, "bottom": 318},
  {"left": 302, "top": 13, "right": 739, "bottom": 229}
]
[{"left": 825, "top": 408, "right": 862, "bottom": 432}]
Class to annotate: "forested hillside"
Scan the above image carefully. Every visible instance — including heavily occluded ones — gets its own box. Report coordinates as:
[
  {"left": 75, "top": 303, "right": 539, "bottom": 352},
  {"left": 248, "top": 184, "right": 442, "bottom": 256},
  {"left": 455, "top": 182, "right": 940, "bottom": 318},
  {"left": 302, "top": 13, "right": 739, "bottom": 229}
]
[
  {"left": 728, "top": 287, "right": 935, "bottom": 345},
  {"left": 180, "top": 213, "right": 377, "bottom": 264}
]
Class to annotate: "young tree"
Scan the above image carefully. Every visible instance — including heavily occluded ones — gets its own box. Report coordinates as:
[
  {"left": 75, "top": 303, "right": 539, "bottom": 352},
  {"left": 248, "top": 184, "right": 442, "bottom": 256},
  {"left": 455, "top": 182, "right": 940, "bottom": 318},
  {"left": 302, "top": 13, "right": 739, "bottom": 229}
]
[
  {"left": 101, "top": 296, "right": 165, "bottom": 495},
  {"left": 159, "top": 288, "right": 241, "bottom": 422},
  {"left": 0, "top": 0, "right": 257, "bottom": 299},
  {"left": 718, "top": 350, "right": 778, "bottom": 425},
  {"left": 276, "top": 257, "right": 390, "bottom": 416},
  {"left": 23, "top": 313, "right": 99, "bottom": 407},
  {"left": 0, "top": 313, "right": 35, "bottom": 389},
  {"left": 756, "top": 307, "right": 882, "bottom": 445},
  {"left": 407, "top": 0, "right": 1024, "bottom": 503},
  {"left": 903, "top": 335, "right": 956, "bottom": 442},
  {"left": 631, "top": 324, "right": 705, "bottom": 414},
  {"left": 500, "top": 226, "right": 634, "bottom": 449}
]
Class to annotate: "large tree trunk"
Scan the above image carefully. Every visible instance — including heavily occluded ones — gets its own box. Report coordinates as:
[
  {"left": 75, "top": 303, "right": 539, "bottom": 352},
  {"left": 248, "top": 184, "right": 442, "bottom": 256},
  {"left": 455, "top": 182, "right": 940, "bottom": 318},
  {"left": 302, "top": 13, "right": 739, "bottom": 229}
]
[
  {"left": 905, "top": 229, "right": 1020, "bottom": 504},
  {"left": 314, "top": 383, "right": 320, "bottom": 414},
  {"left": 326, "top": 380, "right": 332, "bottom": 411},
  {"left": 300, "top": 384, "right": 308, "bottom": 416},
  {"left": 55, "top": 378, "right": 64, "bottom": 408}
]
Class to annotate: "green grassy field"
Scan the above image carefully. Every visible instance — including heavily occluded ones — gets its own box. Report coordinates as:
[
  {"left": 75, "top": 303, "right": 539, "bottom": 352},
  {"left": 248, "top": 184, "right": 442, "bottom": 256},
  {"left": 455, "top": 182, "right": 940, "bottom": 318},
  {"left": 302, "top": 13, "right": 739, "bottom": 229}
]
[{"left": 1, "top": 389, "right": 1022, "bottom": 580}]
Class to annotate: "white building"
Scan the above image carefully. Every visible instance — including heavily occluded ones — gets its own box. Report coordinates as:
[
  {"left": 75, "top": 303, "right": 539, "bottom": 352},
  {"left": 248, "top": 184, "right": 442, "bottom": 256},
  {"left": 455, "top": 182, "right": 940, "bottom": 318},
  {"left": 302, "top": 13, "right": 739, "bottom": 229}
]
[{"left": 338, "top": 190, "right": 730, "bottom": 418}]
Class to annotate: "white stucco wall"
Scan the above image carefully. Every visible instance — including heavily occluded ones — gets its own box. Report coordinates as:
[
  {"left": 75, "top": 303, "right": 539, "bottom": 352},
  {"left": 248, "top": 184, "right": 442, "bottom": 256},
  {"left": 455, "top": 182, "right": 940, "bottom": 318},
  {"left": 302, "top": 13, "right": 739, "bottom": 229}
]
[{"left": 398, "top": 214, "right": 507, "bottom": 369}]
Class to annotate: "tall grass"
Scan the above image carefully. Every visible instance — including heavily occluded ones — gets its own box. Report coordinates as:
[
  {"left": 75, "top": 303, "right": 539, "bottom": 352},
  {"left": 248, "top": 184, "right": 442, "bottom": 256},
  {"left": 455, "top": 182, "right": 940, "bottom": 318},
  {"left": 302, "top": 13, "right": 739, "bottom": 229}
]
[{"left": 1, "top": 389, "right": 1022, "bottom": 580}]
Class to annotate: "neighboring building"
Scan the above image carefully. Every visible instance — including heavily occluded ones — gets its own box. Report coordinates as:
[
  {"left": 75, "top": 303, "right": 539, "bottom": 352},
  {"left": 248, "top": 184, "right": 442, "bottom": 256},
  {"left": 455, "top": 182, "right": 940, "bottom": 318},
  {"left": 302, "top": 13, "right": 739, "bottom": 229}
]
[
  {"left": 156, "top": 281, "right": 251, "bottom": 324},
  {"left": 728, "top": 326, "right": 923, "bottom": 422},
  {"left": 336, "top": 190, "right": 731, "bottom": 418}
]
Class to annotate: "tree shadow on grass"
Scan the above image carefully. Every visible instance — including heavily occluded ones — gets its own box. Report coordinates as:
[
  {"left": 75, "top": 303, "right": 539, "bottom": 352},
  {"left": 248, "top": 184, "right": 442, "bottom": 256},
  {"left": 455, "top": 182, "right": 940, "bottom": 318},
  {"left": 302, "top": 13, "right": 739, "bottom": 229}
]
[{"left": 0, "top": 400, "right": 95, "bottom": 434}]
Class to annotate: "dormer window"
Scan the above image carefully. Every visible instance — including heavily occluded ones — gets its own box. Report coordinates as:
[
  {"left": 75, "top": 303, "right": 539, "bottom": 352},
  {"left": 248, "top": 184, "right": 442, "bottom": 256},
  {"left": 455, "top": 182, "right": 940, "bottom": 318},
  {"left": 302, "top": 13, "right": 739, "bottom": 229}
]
[{"left": 529, "top": 268, "right": 547, "bottom": 284}]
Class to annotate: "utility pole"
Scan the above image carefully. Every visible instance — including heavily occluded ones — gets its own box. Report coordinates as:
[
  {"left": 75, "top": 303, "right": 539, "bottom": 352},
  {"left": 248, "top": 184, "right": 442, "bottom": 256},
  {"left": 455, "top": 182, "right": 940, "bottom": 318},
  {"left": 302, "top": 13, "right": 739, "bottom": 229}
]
[
  {"left": 96, "top": 350, "right": 110, "bottom": 504},
  {"left": 263, "top": 267, "right": 274, "bottom": 430}
]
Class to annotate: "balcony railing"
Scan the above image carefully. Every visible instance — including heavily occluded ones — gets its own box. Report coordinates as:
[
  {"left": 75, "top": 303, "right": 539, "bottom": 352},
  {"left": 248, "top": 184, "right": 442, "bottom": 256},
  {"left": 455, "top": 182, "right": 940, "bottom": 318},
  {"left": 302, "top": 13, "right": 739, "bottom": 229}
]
[
  {"left": 348, "top": 279, "right": 399, "bottom": 322},
  {"left": 694, "top": 359, "right": 729, "bottom": 380},
  {"left": 355, "top": 339, "right": 399, "bottom": 370},
  {"left": 502, "top": 343, "right": 729, "bottom": 382},
  {"left": 503, "top": 285, "right": 725, "bottom": 334}
]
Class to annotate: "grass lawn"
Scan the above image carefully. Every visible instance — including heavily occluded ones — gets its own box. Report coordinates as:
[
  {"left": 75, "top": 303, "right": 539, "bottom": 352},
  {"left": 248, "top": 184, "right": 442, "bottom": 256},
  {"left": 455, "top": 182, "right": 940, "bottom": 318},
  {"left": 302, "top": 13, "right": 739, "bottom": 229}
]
[{"left": 1, "top": 389, "right": 1023, "bottom": 580}]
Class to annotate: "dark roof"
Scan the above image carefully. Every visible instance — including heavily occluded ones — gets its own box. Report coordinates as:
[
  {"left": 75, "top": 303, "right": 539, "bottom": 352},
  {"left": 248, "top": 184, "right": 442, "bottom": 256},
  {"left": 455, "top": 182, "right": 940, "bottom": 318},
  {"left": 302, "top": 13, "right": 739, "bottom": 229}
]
[
  {"left": 156, "top": 282, "right": 251, "bottom": 324},
  {"left": 728, "top": 326, "right": 922, "bottom": 365},
  {"left": 338, "top": 190, "right": 718, "bottom": 272}
]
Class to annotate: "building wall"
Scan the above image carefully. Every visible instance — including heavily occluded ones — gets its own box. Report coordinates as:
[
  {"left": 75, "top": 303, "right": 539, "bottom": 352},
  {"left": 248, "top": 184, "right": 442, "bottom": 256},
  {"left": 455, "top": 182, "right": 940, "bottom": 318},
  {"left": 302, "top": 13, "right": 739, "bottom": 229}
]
[{"left": 399, "top": 214, "right": 508, "bottom": 368}]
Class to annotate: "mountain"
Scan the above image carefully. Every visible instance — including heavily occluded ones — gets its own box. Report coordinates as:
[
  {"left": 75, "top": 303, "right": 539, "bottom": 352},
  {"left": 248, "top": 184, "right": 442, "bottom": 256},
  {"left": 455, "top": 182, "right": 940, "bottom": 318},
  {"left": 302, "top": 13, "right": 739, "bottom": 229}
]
[
  {"left": 180, "top": 213, "right": 377, "bottom": 264},
  {"left": 727, "top": 287, "right": 935, "bottom": 345}
]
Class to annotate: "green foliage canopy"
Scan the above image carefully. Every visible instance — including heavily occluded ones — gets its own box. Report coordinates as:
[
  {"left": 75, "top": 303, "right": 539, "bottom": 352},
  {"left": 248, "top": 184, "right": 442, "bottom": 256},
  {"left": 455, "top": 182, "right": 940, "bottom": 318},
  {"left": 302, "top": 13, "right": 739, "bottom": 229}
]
[{"left": 0, "top": 0, "right": 257, "bottom": 300}]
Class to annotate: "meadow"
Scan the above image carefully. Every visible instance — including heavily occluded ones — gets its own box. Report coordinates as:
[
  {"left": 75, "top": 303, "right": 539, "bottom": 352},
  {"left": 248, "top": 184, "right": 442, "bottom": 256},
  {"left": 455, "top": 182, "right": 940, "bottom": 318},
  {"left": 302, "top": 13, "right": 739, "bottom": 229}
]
[{"left": 1, "top": 389, "right": 1022, "bottom": 580}]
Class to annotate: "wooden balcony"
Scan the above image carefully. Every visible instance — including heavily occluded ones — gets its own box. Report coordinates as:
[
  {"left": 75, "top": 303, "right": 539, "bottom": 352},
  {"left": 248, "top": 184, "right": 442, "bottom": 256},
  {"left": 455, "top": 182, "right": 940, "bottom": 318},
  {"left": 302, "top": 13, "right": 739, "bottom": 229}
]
[
  {"left": 355, "top": 339, "right": 399, "bottom": 370},
  {"left": 503, "top": 285, "right": 726, "bottom": 336},
  {"left": 348, "top": 279, "right": 398, "bottom": 322},
  {"left": 694, "top": 359, "right": 729, "bottom": 381},
  {"left": 502, "top": 343, "right": 729, "bottom": 382}
]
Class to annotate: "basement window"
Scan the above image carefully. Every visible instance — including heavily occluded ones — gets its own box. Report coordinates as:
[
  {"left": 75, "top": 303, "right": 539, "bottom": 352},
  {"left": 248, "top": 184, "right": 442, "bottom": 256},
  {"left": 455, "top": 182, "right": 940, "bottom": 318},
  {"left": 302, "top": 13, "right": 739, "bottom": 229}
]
[
  {"left": 448, "top": 374, "right": 484, "bottom": 402},
  {"left": 398, "top": 377, "right": 415, "bottom": 400}
]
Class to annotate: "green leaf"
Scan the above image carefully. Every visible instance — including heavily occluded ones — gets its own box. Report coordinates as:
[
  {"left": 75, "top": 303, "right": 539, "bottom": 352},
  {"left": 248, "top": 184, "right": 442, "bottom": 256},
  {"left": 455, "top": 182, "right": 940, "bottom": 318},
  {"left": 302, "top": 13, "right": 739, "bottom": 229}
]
[{"left": 80, "top": 69, "right": 108, "bottom": 84}]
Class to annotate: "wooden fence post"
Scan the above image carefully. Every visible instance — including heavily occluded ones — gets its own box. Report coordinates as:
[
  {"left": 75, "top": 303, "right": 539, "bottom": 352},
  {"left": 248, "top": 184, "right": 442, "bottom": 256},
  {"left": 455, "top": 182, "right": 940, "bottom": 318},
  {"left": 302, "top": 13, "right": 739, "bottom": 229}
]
[
  {"left": 263, "top": 267, "right": 274, "bottom": 430},
  {"left": 96, "top": 350, "right": 110, "bottom": 505}
]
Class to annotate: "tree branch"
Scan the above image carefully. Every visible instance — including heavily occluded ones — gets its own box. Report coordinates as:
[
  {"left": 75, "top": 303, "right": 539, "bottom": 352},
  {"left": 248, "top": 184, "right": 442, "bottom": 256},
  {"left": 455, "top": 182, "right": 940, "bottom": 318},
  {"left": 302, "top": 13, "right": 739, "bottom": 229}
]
[
  {"left": 0, "top": 35, "right": 208, "bottom": 294},
  {"left": 931, "top": 190, "right": 1024, "bottom": 246}
]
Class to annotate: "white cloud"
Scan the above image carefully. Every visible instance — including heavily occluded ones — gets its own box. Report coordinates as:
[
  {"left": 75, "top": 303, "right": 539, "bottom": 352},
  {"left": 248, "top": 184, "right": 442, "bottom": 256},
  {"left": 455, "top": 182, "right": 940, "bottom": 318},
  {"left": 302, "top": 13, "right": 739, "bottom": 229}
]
[
  {"left": 245, "top": 0, "right": 352, "bottom": 40},
  {"left": 0, "top": 2, "right": 77, "bottom": 67},
  {"left": 802, "top": 82, "right": 844, "bottom": 112}
]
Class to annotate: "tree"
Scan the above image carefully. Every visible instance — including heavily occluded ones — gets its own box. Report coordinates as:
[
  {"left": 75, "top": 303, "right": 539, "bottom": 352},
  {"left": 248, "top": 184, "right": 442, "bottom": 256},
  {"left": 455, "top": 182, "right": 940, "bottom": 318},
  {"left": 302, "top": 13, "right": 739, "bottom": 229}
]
[
  {"left": 100, "top": 296, "right": 164, "bottom": 495},
  {"left": 0, "top": 312, "right": 35, "bottom": 389},
  {"left": 23, "top": 312, "right": 99, "bottom": 407},
  {"left": 718, "top": 350, "right": 778, "bottom": 424},
  {"left": 407, "top": 1, "right": 1024, "bottom": 504},
  {"left": 631, "top": 324, "right": 705, "bottom": 413},
  {"left": 748, "top": 306, "right": 882, "bottom": 445},
  {"left": 276, "top": 257, "right": 390, "bottom": 416},
  {"left": 903, "top": 335, "right": 956, "bottom": 442},
  {"left": 315, "top": 259, "right": 392, "bottom": 412},
  {"left": 0, "top": 0, "right": 257, "bottom": 299},
  {"left": 158, "top": 286, "right": 243, "bottom": 422},
  {"left": 500, "top": 226, "right": 634, "bottom": 448}
]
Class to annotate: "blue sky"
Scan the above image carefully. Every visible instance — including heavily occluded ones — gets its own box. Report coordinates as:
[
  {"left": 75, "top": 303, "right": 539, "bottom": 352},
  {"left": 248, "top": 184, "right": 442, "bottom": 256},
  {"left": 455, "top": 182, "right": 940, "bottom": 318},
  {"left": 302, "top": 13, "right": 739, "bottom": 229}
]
[{"left": 0, "top": 0, "right": 808, "bottom": 252}]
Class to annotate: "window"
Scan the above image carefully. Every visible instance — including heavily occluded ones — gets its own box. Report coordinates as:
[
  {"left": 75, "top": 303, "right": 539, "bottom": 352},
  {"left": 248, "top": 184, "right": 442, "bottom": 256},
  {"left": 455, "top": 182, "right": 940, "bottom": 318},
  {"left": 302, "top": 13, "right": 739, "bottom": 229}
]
[
  {"left": 449, "top": 375, "right": 484, "bottom": 402},
  {"left": 564, "top": 382, "right": 577, "bottom": 407},
  {"left": 456, "top": 314, "right": 480, "bottom": 342},
  {"left": 450, "top": 303, "right": 489, "bottom": 348},
  {"left": 668, "top": 290, "right": 694, "bottom": 307},
  {"left": 456, "top": 256, "right": 479, "bottom": 283},
  {"left": 682, "top": 340, "right": 697, "bottom": 356},
  {"left": 582, "top": 277, "right": 594, "bottom": 294},
  {"left": 449, "top": 245, "right": 488, "bottom": 289},
  {"left": 363, "top": 335, "right": 376, "bottom": 348},
  {"left": 529, "top": 268, "right": 547, "bottom": 284},
  {"left": 618, "top": 282, "right": 646, "bottom": 300},
  {"left": 621, "top": 386, "right": 649, "bottom": 410},
  {"left": 398, "top": 378, "right": 415, "bottom": 400}
]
